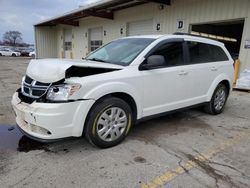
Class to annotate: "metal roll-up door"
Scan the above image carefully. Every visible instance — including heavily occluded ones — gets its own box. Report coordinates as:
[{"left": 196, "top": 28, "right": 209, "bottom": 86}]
[{"left": 127, "top": 19, "right": 153, "bottom": 36}]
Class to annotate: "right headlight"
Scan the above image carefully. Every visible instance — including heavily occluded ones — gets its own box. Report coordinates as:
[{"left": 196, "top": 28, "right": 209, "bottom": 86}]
[{"left": 46, "top": 83, "right": 81, "bottom": 102}]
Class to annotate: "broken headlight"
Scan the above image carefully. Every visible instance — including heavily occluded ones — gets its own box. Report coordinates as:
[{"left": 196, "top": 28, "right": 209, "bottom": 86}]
[{"left": 46, "top": 84, "right": 81, "bottom": 101}]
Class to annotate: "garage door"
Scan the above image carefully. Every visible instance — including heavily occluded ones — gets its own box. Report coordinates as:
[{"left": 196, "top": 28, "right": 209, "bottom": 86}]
[
  {"left": 89, "top": 27, "right": 103, "bottom": 52},
  {"left": 127, "top": 19, "right": 153, "bottom": 36},
  {"left": 190, "top": 20, "right": 244, "bottom": 60}
]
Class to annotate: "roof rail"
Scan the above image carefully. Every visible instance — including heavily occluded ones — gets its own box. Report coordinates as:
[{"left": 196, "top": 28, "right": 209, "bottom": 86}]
[
  {"left": 173, "top": 32, "right": 191, "bottom": 35},
  {"left": 173, "top": 32, "right": 220, "bottom": 42}
]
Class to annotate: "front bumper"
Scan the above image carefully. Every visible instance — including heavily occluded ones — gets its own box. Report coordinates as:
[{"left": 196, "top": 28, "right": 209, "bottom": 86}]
[{"left": 11, "top": 92, "right": 95, "bottom": 140}]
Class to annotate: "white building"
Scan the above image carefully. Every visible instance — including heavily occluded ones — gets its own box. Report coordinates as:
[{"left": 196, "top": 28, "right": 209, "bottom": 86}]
[{"left": 34, "top": 0, "right": 250, "bottom": 72}]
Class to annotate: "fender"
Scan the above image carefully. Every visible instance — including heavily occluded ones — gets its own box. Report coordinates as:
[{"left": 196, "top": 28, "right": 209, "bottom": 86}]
[
  {"left": 206, "top": 73, "right": 232, "bottom": 102},
  {"left": 83, "top": 81, "right": 143, "bottom": 119}
]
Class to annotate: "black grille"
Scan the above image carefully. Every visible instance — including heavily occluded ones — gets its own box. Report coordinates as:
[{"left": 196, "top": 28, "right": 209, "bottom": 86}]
[
  {"left": 21, "top": 76, "right": 51, "bottom": 99},
  {"left": 23, "top": 87, "right": 29, "bottom": 93},
  {"left": 32, "top": 89, "right": 46, "bottom": 96},
  {"left": 25, "top": 76, "right": 33, "bottom": 84},
  {"left": 36, "top": 81, "right": 50, "bottom": 87}
]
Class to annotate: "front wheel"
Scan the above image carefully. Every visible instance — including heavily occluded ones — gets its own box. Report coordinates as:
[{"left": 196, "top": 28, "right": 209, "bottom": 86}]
[
  {"left": 204, "top": 83, "right": 229, "bottom": 115},
  {"left": 12, "top": 53, "right": 16, "bottom": 57},
  {"left": 84, "top": 97, "right": 133, "bottom": 148}
]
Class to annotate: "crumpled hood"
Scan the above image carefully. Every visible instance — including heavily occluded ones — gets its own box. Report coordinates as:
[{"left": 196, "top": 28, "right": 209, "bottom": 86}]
[{"left": 26, "top": 59, "right": 124, "bottom": 83}]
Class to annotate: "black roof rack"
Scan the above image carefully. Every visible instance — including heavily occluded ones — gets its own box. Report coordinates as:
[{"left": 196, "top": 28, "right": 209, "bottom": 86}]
[
  {"left": 173, "top": 32, "right": 190, "bottom": 35},
  {"left": 172, "top": 32, "right": 220, "bottom": 42}
]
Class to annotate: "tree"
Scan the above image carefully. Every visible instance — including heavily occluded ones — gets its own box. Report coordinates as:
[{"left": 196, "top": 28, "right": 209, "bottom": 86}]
[{"left": 3, "top": 31, "right": 23, "bottom": 46}]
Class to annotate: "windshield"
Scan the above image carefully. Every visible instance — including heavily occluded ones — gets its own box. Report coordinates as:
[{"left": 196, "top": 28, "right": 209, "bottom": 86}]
[{"left": 86, "top": 38, "right": 155, "bottom": 66}]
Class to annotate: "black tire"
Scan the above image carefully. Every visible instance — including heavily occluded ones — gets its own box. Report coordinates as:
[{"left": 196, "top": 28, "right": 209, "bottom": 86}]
[
  {"left": 0, "top": 53, "right": 2, "bottom": 56},
  {"left": 84, "top": 97, "right": 133, "bottom": 148},
  {"left": 31, "top": 54, "right": 35, "bottom": 59},
  {"left": 12, "top": 53, "right": 16, "bottom": 57},
  {"left": 204, "top": 83, "right": 229, "bottom": 115}
]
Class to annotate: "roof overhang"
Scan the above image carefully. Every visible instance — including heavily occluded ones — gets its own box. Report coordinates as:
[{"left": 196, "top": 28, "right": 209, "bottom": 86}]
[{"left": 35, "top": 0, "right": 171, "bottom": 27}]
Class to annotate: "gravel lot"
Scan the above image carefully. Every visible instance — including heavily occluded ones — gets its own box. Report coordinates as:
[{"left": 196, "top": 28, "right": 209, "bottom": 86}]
[{"left": 0, "top": 57, "right": 250, "bottom": 188}]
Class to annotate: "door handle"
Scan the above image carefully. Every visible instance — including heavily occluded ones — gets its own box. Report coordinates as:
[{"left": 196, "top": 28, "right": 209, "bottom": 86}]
[
  {"left": 178, "top": 70, "right": 188, "bottom": 76},
  {"left": 211, "top": 66, "right": 218, "bottom": 71}
]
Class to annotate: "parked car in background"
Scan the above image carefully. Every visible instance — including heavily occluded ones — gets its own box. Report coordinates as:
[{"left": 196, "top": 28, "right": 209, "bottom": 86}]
[
  {"left": 21, "top": 48, "right": 34, "bottom": 56},
  {"left": 10, "top": 47, "right": 22, "bottom": 53},
  {"left": 12, "top": 34, "right": 233, "bottom": 148},
  {"left": 29, "top": 51, "right": 36, "bottom": 58},
  {"left": 0, "top": 48, "right": 21, "bottom": 57}
]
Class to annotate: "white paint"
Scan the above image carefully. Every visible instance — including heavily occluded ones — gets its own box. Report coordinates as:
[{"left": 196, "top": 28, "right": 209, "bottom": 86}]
[
  {"left": 26, "top": 58, "right": 124, "bottom": 83},
  {"left": 12, "top": 35, "right": 233, "bottom": 141}
]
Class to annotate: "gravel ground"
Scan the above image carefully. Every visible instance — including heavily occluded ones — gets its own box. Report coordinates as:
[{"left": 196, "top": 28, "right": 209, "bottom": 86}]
[{"left": 0, "top": 57, "right": 250, "bottom": 188}]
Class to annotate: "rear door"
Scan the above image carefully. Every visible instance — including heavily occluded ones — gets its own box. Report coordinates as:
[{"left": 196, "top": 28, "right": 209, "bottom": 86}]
[{"left": 184, "top": 40, "right": 229, "bottom": 102}]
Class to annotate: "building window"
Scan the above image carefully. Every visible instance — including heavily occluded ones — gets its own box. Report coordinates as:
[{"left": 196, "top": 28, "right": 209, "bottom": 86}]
[
  {"left": 90, "top": 40, "right": 102, "bottom": 51},
  {"left": 64, "top": 42, "right": 72, "bottom": 51}
]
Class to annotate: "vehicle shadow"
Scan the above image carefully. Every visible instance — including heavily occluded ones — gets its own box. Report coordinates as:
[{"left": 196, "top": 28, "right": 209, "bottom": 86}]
[
  {"left": 128, "top": 109, "right": 211, "bottom": 143},
  {"left": 0, "top": 109, "right": 210, "bottom": 153}
]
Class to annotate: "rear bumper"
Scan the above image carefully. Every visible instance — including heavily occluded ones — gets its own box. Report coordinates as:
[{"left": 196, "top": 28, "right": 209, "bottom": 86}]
[{"left": 11, "top": 92, "right": 95, "bottom": 140}]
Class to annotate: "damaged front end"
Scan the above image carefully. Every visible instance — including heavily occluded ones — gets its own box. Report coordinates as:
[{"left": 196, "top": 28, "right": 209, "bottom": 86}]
[
  {"left": 18, "top": 75, "right": 66, "bottom": 104},
  {"left": 12, "top": 59, "right": 124, "bottom": 140},
  {"left": 18, "top": 63, "right": 122, "bottom": 104}
]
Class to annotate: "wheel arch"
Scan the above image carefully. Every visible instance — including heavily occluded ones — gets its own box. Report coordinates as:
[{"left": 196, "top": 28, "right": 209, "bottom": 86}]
[
  {"left": 82, "top": 82, "right": 143, "bottom": 119},
  {"left": 207, "top": 74, "right": 232, "bottom": 101},
  {"left": 95, "top": 92, "right": 138, "bottom": 123}
]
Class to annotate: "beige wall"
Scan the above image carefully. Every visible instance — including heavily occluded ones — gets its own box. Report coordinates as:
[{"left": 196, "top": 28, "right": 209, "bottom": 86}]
[
  {"left": 35, "top": 26, "right": 57, "bottom": 58},
  {"left": 36, "top": 0, "right": 250, "bottom": 71}
]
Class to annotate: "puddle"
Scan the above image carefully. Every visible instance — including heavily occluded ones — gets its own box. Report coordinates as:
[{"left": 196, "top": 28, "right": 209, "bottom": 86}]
[{"left": 0, "top": 124, "right": 50, "bottom": 152}]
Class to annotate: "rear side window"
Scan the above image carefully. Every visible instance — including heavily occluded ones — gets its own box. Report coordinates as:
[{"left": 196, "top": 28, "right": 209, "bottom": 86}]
[
  {"left": 187, "top": 41, "right": 229, "bottom": 64},
  {"left": 187, "top": 41, "right": 213, "bottom": 64},
  {"left": 210, "top": 45, "right": 229, "bottom": 61},
  {"left": 152, "top": 42, "right": 184, "bottom": 67}
]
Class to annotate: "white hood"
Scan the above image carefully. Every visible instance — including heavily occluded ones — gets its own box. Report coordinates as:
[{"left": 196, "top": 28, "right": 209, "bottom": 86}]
[{"left": 26, "top": 59, "right": 124, "bottom": 83}]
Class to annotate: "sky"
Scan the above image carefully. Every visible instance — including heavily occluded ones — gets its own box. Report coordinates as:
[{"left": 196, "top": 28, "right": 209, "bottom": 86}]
[{"left": 0, "top": 0, "right": 100, "bottom": 44}]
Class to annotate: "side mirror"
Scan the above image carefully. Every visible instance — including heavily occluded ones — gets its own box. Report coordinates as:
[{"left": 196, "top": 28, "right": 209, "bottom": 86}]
[{"left": 140, "top": 55, "right": 166, "bottom": 70}]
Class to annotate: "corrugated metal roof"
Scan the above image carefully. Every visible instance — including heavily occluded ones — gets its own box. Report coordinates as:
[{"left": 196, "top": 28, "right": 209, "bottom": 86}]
[{"left": 35, "top": 0, "right": 171, "bottom": 26}]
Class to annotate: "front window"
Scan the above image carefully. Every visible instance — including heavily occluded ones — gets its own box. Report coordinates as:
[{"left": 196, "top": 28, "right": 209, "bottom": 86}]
[{"left": 86, "top": 38, "right": 155, "bottom": 66}]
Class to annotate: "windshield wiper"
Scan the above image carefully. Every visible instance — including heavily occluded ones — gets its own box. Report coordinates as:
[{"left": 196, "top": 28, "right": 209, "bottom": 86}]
[{"left": 87, "top": 58, "right": 106, "bottom": 63}]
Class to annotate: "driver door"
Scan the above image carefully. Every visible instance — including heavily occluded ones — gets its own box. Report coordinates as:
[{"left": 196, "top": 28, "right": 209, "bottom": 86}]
[{"left": 140, "top": 40, "right": 192, "bottom": 117}]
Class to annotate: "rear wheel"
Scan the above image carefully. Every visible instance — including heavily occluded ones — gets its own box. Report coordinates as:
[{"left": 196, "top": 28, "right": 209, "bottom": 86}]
[
  {"left": 12, "top": 53, "right": 16, "bottom": 57},
  {"left": 0, "top": 53, "right": 2, "bottom": 56},
  {"left": 204, "top": 83, "right": 228, "bottom": 115},
  {"left": 84, "top": 97, "right": 133, "bottom": 148}
]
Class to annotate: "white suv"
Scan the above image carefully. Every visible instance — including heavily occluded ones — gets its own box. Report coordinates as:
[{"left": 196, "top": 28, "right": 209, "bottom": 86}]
[{"left": 12, "top": 34, "right": 233, "bottom": 148}]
